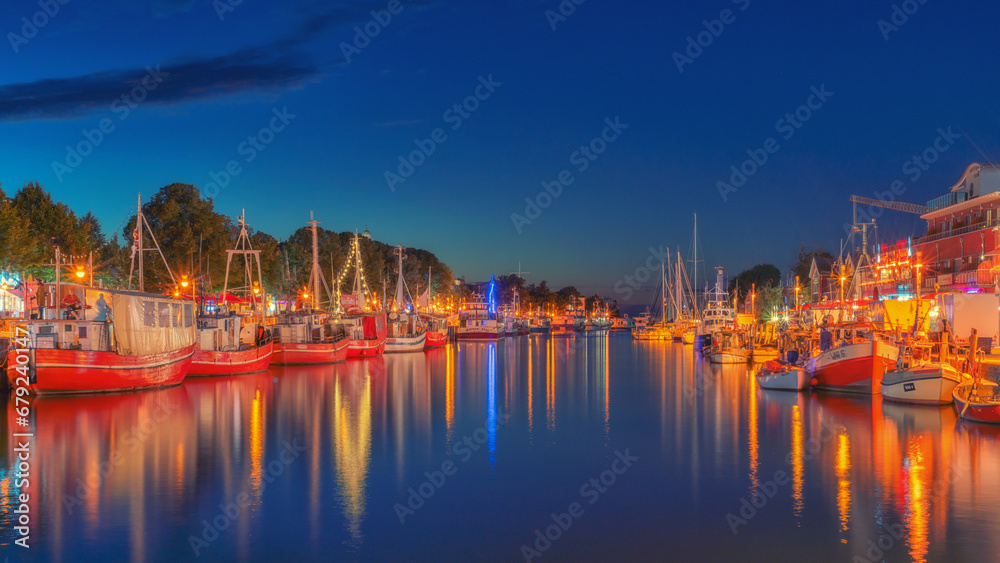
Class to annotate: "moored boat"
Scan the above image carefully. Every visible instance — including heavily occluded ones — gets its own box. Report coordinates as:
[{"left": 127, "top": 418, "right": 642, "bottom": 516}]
[
  {"left": 808, "top": 321, "right": 898, "bottom": 394},
  {"left": 188, "top": 211, "right": 274, "bottom": 376},
  {"left": 755, "top": 360, "right": 809, "bottom": 391},
  {"left": 953, "top": 380, "right": 1000, "bottom": 424},
  {"left": 272, "top": 311, "right": 349, "bottom": 365},
  {"left": 883, "top": 362, "right": 964, "bottom": 405},
  {"left": 707, "top": 329, "right": 750, "bottom": 364},
  {"left": 7, "top": 283, "right": 196, "bottom": 395},
  {"left": 456, "top": 276, "right": 504, "bottom": 341}
]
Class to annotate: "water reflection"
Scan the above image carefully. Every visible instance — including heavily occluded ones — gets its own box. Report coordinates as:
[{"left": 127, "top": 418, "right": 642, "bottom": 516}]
[{"left": 3, "top": 335, "right": 1000, "bottom": 562}]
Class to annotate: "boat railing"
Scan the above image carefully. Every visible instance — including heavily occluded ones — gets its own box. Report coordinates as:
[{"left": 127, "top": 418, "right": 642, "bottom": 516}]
[{"left": 18, "top": 319, "right": 114, "bottom": 353}]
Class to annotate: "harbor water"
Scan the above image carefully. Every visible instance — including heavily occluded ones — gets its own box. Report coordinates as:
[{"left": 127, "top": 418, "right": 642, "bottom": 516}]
[{"left": 2, "top": 332, "right": 998, "bottom": 562}]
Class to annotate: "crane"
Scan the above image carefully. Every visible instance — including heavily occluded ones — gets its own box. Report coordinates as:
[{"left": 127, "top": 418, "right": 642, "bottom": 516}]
[{"left": 849, "top": 195, "right": 927, "bottom": 216}]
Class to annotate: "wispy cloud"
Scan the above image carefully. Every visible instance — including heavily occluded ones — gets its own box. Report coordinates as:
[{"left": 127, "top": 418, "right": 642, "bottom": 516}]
[{"left": 0, "top": 0, "right": 445, "bottom": 122}]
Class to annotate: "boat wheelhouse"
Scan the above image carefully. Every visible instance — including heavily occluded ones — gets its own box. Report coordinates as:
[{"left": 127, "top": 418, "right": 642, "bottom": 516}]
[{"left": 8, "top": 283, "right": 196, "bottom": 394}]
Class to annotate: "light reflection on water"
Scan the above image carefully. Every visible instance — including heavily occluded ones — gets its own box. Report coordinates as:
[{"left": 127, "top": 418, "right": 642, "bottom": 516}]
[{"left": 1, "top": 332, "right": 999, "bottom": 562}]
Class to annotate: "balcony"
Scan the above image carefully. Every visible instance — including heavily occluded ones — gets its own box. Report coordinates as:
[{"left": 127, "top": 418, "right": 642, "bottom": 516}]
[{"left": 913, "top": 217, "right": 1000, "bottom": 245}]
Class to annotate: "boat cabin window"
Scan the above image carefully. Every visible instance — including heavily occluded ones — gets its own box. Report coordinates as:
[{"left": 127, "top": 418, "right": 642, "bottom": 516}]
[
  {"left": 79, "top": 326, "right": 87, "bottom": 338},
  {"left": 159, "top": 303, "right": 170, "bottom": 328},
  {"left": 184, "top": 304, "right": 193, "bottom": 327},
  {"left": 64, "top": 324, "right": 72, "bottom": 332},
  {"left": 143, "top": 301, "right": 157, "bottom": 327}
]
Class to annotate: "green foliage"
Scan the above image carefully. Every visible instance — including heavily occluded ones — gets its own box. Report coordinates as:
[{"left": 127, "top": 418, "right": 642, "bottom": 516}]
[
  {"left": 728, "top": 263, "right": 781, "bottom": 301},
  {"left": 126, "top": 183, "right": 235, "bottom": 291},
  {"left": 792, "top": 244, "right": 833, "bottom": 282},
  {"left": 12, "top": 181, "right": 98, "bottom": 269}
]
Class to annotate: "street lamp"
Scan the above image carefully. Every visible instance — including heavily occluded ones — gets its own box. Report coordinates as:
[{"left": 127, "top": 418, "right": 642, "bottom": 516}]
[{"left": 75, "top": 265, "right": 86, "bottom": 279}]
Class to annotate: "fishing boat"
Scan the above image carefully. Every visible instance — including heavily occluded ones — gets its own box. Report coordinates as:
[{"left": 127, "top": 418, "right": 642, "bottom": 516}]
[
  {"left": 7, "top": 199, "right": 196, "bottom": 394},
  {"left": 384, "top": 246, "right": 427, "bottom": 353},
  {"left": 422, "top": 313, "right": 449, "bottom": 348},
  {"left": 755, "top": 359, "right": 809, "bottom": 391},
  {"left": 528, "top": 314, "right": 552, "bottom": 333},
  {"left": 881, "top": 340, "right": 965, "bottom": 405},
  {"left": 696, "top": 267, "right": 735, "bottom": 351},
  {"left": 335, "top": 232, "right": 388, "bottom": 357},
  {"left": 707, "top": 329, "right": 750, "bottom": 364},
  {"left": 633, "top": 262, "right": 674, "bottom": 341},
  {"left": 188, "top": 212, "right": 273, "bottom": 376},
  {"left": 953, "top": 380, "right": 1000, "bottom": 424},
  {"left": 456, "top": 276, "right": 504, "bottom": 340},
  {"left": 272, "top": 310, "right": 349, "bottom": 364},
  {"left": 272, "top": 214, "right": 350, "bottom": 365},
  {"left": 808, "top": 319, "right": 898, "bottom": 394}
]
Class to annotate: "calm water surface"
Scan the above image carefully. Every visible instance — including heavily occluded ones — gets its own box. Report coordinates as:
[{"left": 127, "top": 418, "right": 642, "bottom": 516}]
[{"left": 2, "top": 332, "right": 998, "bottom": 562}]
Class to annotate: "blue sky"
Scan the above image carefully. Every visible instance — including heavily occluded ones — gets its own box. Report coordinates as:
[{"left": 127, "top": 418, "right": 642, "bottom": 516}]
[{"left": 2, "top": 0, "right": 999, "bottom": 305}]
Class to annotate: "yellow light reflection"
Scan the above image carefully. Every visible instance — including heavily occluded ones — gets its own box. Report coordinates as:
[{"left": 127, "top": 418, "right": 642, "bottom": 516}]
[
  {"left": 791, "top": 404, "right": 804, "bottom": 520},
  {"left": 546, "top": 338, "right": 555, "bottom": 431},
  {"left": 333, "top": 373, "right": 372, "bottom": 544},
  {"left": 249, "top": 389, "right": 264, "bottom": 504},
  {"left": 836, "top": 432, "right": 852, "bottom": 540},
  {"left": 446, "top": 344, "right": 455, "bottom": 447},
  {"left": 748, "top": 386, "right": 759, "bottom": 495},
  {"left": 527, "top": 338, "right": 534, "bottom": 439},
  {"left": 905, "top": 437, "right": 929, "bottom": 563},
  {"left": 603, "top": 334, "right": 610, "bottom": 438}
]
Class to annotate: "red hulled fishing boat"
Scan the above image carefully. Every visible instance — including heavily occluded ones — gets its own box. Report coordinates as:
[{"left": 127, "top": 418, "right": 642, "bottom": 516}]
[{"left": 188, "top": 211, "right": 274, "bottom": 376}]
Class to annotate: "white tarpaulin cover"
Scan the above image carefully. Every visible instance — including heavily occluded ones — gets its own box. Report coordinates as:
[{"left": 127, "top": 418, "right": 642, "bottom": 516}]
[{"left": 111, "top": 292, "right": 195, "bottom": 356}]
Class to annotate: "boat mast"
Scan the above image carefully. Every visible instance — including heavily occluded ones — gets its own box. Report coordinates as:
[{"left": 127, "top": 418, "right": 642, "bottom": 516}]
[
  {"left": 137, "top": 193, "right": 143, "bottom": 292},
  {"left": 309, "top": 211, "right": 320, "bottom": 310},
  {"left": 677, "top": 250, "right": 683, "bottom": 321}
]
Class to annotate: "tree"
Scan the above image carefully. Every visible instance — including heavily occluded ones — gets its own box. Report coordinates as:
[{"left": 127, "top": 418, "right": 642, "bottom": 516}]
[
  {"left": 791, "top": 245, "right": 833, "bottom": 283},
  {"left": 0, "top": 186, "right": 32, "bottom": 273},
  {"left": 12, "top": 181, "right": 98, "bottom": 268},
  {"left": 728, "top": 264, "right": 781, "bottom": 301},
  {"left": 126, "top": 183, "right": 235, "bottom": 292}
]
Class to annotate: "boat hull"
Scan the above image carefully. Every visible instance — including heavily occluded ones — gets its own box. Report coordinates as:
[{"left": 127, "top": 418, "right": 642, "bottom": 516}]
[
  {"left": 757, "top": 368, "right": 809, "bottom": 391},
  {"left": 272, "top": 339, "right": 348, "bottom": 365},
  {"left": 953, "top": 381, "right": 1000, "bottom": 423},
  {"left": 7, "top": 344, "right": 195, "bottom": 395},
  {"left": 708, "top": 351, "right": 748, "bottom": 364},
  {"left": 809, "top": 340, "right": 897, "bottom": 394},
  {"left": 385, "top": 332, "right": 427, "bottom": 353},
  {"left": 425, "top": 331, "right": 448, "bottom": 348},
  {"left": 456, "top": 331, "right": 502, "bottom": 341},
  {"left": 188, "top": 341, "right": 274, "bottom": 376},
  {"left": 881, "top": 364, "right": 962, "bottom": 405},
  {"left": 348, "top": 338, "right": 387, "bottom": 357}
]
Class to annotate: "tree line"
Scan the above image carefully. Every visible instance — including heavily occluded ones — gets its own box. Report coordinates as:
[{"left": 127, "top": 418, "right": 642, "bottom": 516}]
[{"left": 0, "top": 182, "right": 456, "bottom": 303}]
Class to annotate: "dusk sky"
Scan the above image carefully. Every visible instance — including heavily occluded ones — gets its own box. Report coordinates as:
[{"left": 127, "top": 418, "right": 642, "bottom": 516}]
[{"left": 3, "top": 0, "right": 999, "bottom": 305}]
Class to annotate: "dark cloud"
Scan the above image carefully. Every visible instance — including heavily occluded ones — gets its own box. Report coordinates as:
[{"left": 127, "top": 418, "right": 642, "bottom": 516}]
[
  {"left": 0, "top": 48, "right": 319, "bottom": 122},
  {"left": 0, "top": 0, "right": 445, "bottom": 122}
]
